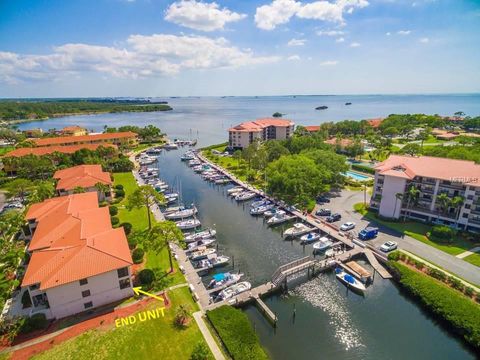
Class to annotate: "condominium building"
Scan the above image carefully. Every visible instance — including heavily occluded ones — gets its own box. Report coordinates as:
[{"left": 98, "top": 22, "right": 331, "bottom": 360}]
[
  {"left": 59, "top": 126, "right": 88, "bottom": 136},
  {"left": 21, "top": 192, "right": 133, "bottom": 319},
  {"left": 370, "top": 155, "right": 480, "bottom": 232},
  {"left": 53, "top": 165, "right": 113, "bottom": 201},
  {"left": 228, "top": 118, "right": 295, "bottom": 149},
  {"left": 32, "top": 131, "right": 138, "bottom": 148}
]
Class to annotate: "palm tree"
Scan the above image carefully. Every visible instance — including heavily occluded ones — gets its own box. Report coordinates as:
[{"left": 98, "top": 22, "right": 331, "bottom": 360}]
[
  {"left": 174, "top": 304, "right": 191, "bottom": 326},
  {"left": 95, "top": 182, "right": 111, "bottom": 201},
  {"left": 450, "top": 196, "right": 465, "bottom": 228},
  {"left": 435, "top": 193, "right": 451, "bottom": 221},
  {"left": 403, "top": 186, "right": 420, "bottom": 222}
]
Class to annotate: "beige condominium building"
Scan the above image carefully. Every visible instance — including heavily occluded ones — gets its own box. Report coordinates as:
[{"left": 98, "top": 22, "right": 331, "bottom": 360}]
[
  {"left": 370, "top": 155, "right": 480, "bottom": 232},
  {"left": 228, "top": 118, "right": 295, "bottom": 149}
]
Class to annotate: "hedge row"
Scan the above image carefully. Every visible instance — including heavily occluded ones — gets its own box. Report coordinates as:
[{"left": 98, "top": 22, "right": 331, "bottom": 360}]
[
  {"left": 351, "top": 163, "right": 375, "bottom": 174},
  {"left": 206, "top": 306, "right": 269, "bottom": 360},
  {"left": 388, "top": 261, "right": 480, "bottom": 349}
]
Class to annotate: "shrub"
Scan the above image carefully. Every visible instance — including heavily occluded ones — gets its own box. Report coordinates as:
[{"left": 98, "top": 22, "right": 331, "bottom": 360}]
[
  {"left": 207, "top": 306, "right": 269, "bottom": 360},
  {"left": 115, "top": 184, "right": 124, "bottom": 190},
  {"left": 132, "top": 248, "right": 145, "bottom": 264},
  {"left": 121, "top": 222, "right": 132, "bottom": 235},
  {"left": 21, "top": 313, "right": 48, "bottom": 333},
  {"left": 389, "top": 261, "right": 480, "bottom": 349},
  {"left": 138, "top": 269, "right": 155, "bottom": 286},
  {"left": 430, "top": 225, "right": 454, "bottom": 242},
  {"left": 428, "top": 268, "right": 447, "bottom": 282},
  {"left": 351, "top": 163, "right": 375, "bottom": 174},
  {"left": 109, "top": 205, "right": 118, "bottom": 216},
  {"left": 127, "top": 236, "right": 138, "bottom": 250},
  {"left": 115, "top": 189, "right": 125, "bottom": 198},
  {"left": 465, "top": 287, "right": 475, "bottom": 297},
  {"left": 110, "top": 216, "right": 119, "bottom": 226},
  {"left": 190, "top": 341, "right": 210, "bottom": 360},
  {"left": 448, "top": 276, "right": 464, "bottom": 292},
  {"left": 387, "top": 251, "right": 400, "bottom": 261}
]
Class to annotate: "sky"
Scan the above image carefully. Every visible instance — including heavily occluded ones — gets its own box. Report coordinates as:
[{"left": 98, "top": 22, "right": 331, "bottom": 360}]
[{"left": 0, "top": 0, "right": 479, "bottom": 97}]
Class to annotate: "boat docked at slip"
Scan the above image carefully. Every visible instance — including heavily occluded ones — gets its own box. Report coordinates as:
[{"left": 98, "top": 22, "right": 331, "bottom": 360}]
[
  {"left": 267, "top": 210, "right": 292, "bottom": 225},
  {"left": 188, "top": 159, "right": 201, "bottom": 167},
  {"left": 164, "top": 193, "right": 179, "bottom": 204},
  {"left": 216, "top": 281, "right": 252, "bottom": 302},
  {"left": 263, "top": 208, "right": 281, "bottom": 218},
  {"left": 187, "top": 238, "right": 216, "bottom": 252},
  {"left": 165, "top": 206, "right": 198, "bottom": 220},
  {"left": 284, "top": 223, "right": 313, "bottom": 237},
  {"left": 180, "top": 152, "right": 195, "bottom": 161},
  {"left": 250, "top": 203, "right": 274, "bottom": 215},
  {"left": 313, "top": 237, "right": 333, "bottom": 252},
  {"left": 208, "top": 272, "right": 244, "bottom": 289},
  {"left": 176, "top": 218, "right": 201, "bottom": 230},
  {"left": 164, "top": 142, "right": 179, "bottom": 150},
  {"left": 184, "top": 228, "right": 216, "bottom": 243},
  {"left": 195, "top": 254, "right": 229, "bottom": 270},
  {"left": 227, "top": 186, "right": 244, "bottom": 195},
  {"left": 335, "top": 268, "right": 366, "bottom": 293},
  {"left": 189, "top": 247, "right": 216, "bottom": 261},
  {"left": 235, "top": 191, "right": 256, "bottom": 201},
  {"left": 300, "top": 232, "right": 321, "bottom": 244},
  {"left": 214, "top": 177, "right": 231, "bottom": 185}
]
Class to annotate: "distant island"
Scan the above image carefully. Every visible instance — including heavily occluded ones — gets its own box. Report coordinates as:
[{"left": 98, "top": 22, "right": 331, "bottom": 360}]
[
  {"left": 315, "top": 105, "right": 328, "bottom": 110},
  {"left": 0, "top": 99, "right": 173, "bottom": 123}
]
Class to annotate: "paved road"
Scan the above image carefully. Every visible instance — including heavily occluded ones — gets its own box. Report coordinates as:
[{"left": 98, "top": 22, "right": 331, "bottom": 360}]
[{"left": 315, "top": 189, "right": 480, "bottom": 286}]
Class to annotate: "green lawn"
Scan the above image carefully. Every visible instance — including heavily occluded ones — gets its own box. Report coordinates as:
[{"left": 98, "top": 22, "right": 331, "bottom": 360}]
[
  {"left": 463, "top": 253, "right": 480, "bottom": 267},
  {"left": 31, "top": 287, "right": 212, "bottom": 360},
  {"left": 113, "top": 172, "right": 185, "bottom": 284},
  {"left": 353, "top": 203, "right": 478, "bottom": 257}
]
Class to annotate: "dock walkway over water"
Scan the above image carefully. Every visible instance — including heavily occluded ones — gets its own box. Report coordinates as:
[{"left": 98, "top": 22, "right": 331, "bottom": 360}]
[{"left": 364, "top": 248, "right": 392, "bottom": 279}]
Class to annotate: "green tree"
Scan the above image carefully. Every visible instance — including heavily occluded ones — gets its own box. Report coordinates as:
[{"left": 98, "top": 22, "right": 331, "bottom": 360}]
[
  {"left": 174, "top": 304, "right": 191, "bottom": 327},
  {"left": 28, "top": 181, "right": 55, "bottom": 203},
  {"left": 450, "top": 196, "right": 465, "bottom": 227},
  {"left": 190, "top": 341, "right": 210, "bottom": 360},
  {"left": 4, "top": 178, "right": 34, "bottom": 203},
  {"left": 401, "top": 143, "right": 422, "bottom": 156},
  {"left": 127, "top": 186, "right": 165, "bottom": 229},
  {"left": 436, "top": 193, "right": 451, "bottom": 220},
  {"left": 73, "top": 186, "right": 86, "bottom": 194},
  {"left": 141, "top": 221, "right": 184, "bottom": 272},
  {"left": 403, "top": 186, "right": 420, "bottom": 222}
]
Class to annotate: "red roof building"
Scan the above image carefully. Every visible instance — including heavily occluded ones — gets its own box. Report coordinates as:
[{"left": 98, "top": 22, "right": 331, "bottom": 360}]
[
  {"left": 32, "top": 131, "right": 138, "bottom": 147},
  {"left": 3, "top": 144, "right": 116, "bottom": 158},
  {"left": 228, "top": 118, "right": 295, "bottom": 149},
  {"left": 53, "top": 165, "right": 112, "bottom": 200}
]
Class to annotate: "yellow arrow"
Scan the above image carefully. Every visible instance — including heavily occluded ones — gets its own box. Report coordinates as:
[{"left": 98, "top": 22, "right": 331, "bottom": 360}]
[{"left": 133, "top": 287, "right": 165, "bottom": 302}]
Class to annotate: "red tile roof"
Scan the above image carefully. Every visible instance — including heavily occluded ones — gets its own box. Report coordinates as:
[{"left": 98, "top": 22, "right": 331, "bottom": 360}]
[
  {"left": 54, "top": 165, "right": 112, "bottom": 191},
  {"left": 366, "top": 118, "right": 384, "bottom": 128},
  {"left": 32, "top": 131, "right": 137, "bottom": 147},
  {"left": 3, "top": 144, "right": 116, "bottom": 158},
  {"left": 324, "top": 137, "right": 354, "bottom": 147},
  {"left": 23, "top": 193, "right": 132, "bottom": 290},
  {"left": 305, "top": 126, "right": 320, "bottom": 132},
  {"left": 375, "top": 155, "right": 480, "bottom": 186},
  {"left": 229, "top": 118, "right": 294, "bottom": 132}
]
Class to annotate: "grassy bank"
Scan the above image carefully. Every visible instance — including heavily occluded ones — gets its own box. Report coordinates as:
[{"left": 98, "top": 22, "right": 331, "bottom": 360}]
[
  {"left": 353, "top": 203, "right": 479, "bottom": 260},
  {"left": 30, "top": 287, "right": 212, "bottom": 360},
  {"left": 206, "top": 306, "right": 269, "bottom": 360},
  {"left": 388, "top": 261, "right": 480, "bottom": 349}
]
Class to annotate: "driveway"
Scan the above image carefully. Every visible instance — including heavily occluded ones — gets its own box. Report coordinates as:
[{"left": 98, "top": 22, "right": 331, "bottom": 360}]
[{"left": 314, "top": 189, "right": 480, "bottom": 286}]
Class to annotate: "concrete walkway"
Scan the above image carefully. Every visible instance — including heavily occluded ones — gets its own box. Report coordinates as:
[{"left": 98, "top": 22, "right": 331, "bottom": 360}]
[
  {"left": 193, "top": 312, "right": 226, "bottom": 360},
  {"left": 456, "top": 247, "right": 480, "bottom": 259}
]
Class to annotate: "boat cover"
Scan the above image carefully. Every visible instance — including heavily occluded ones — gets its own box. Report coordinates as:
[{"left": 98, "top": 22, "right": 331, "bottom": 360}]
[{"left": 213, "top": 273, "right": 226, "bottom": 281}]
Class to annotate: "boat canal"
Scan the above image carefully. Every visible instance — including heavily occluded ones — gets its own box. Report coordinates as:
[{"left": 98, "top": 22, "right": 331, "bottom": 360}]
[{"left": 155, "top": 149, "right": 476, "bottom": 360}]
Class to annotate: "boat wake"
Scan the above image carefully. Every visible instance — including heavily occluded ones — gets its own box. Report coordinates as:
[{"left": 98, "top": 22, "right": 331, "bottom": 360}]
[{"left": 292, "top": 276, "right": 364, "bottom": 351}]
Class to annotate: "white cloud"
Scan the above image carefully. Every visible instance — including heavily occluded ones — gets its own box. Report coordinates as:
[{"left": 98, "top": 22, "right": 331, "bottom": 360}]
[
  {"left": 0, "top": 34, "right": 280, "bottom": 84},
  {"left": 316, "top": 29, "right": 345, "bottom": 36},
  {"left": 335, "top": 37, "right": 345, "bottom": 42},
  {"left": 319, "top": 60, "right": 338, "bottom": 65},
  {"left": 287, "top": 38, "right": 307, "bottom": 46},
  {"left": 165, "top": 0, "right": 247, "bottom": 32},
  {"left": 419, "top": 37, "right": 429, "bottom": 43},
  {"left": 397, "top": 30, "right": 412, "bottom": 35},
  {"left": 350, "top": 42, "right": 361, "bottom": 47},
  {"left": 287, "top": 54, "right": 301, "bottom": 60},
  {"left": 255, "top": 0, "right": 369, "bottom": 30},
  {"left": 386, "top": 32, "right": 391, "bottom": 36},
  {"left": 255, "top": 0, "right": 302, "bottom": 31}
]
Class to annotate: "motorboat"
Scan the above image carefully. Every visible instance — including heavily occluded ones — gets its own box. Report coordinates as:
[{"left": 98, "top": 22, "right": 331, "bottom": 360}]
[
  {"left": 164, "top": 193, "right": 179, "bottom": 204},
  {"left": 164, "top": 142, "right": 179, "bottom": 150},
  {"left": 180, "top": 153, "right": 195, "bottom": 161},
  {"left": 208, "top": 272, "right": 244, "bottom": 289},
  {"left": 250, "top": 199, "right": 270, "bottom": 208},
  {"left": 176, "top": 219, "right": 201, "bottom": 230},
  {"left": 250, "top": 204, "right": 274, "bottom": 215},
  {"left": 188, "top": 159, "right": 201, "bottom": 167},
  {"left": 210, "top": 255, "right": 229, "bottom": 268},
  {"left": 184, "top": 228, "right": 216, "bottom": 243},
  {"left": 165, "top": 206, "right": 198, "bottom": 220},
  {"left": 313, "top": 237, "right": 333, "bottom": 252},
  {"left": 216, "top": 281, "right": 252, "bottom": 301},
  {"left": 301, "top": 232, "right": 321, "bottom": 244},
  {"left": 284, "top": 223, "right": 313, "bottom": 237},
  {"left": 227, "top": 186, "right": 244, "bottom": 194},
  {"left": 335, "top": 268, "right": 366, "bottom": 293},
  {"left": 214, "top": 178, "right": 231, "bottom": 185},
  {"left": 325, "top": 247, "right": 343, "bottom": 257},
  {"left": 235, "top": 192, "right": 256, "bottom": 201},
  {"left": 267, "top": 211, "right": 291, "bottom": 225},
  {"left": 263, "top": 208, "right": 280, "bottom": 218},
  {"left": 192, "top": 165, "right": 203, "bottom": 172},
  {"left": 189, "top": 247, "right": 216, "bottom": 261},
  {"left": 187, "top": 238, "right": 216, "bottom": 252}
]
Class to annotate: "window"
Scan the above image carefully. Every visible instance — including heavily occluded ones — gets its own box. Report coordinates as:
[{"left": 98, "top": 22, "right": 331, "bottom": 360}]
[
  {"left": 117, "top": 267, "right": 129, "bottom": 278},
  {"left": 29, "top": 284, "right": 40, "bottom": 291},
  {"left": 79, "top": 278, "right": 88, "bottom": 286},
  {"left": 84, "top": 301, "right": 93, "bottom": 309},
  {"left": 82, "top": 290, "right": 91, "bottom": 298},
  {"left": 119, "top": 278, "right": 131, "bottom": 290}
]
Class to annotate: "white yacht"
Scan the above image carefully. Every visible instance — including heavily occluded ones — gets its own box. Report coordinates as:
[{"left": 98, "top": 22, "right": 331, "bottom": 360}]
[
  {"left": 250, "top": 203, "right": 274, "bottom": 215},
  {"left": 164, "top": 142, "right": 179, "bottom": 150},
  {"left": 216, "top": 281, "right": 252, "bottom": 301},
  {"left": 208, "top": 272, "right": 244, "bottom": 289},
  {"left": 187, "top": 238, "right": 216, "bottom": 252},
  {"left": 189, "top": 247, "right": 216, "bottom": 261},
  {"left": 176, "top": 218, "right": 201, "bottom": 230},
  {"left": 227, "top": 186, "right": 244, "bottom": 194},
  {"left": 235, "top": 192, "right": 256, "bottom": 201},
  {"left": 284, "top": 223, "right": 312, "bottom": 237},
  {"left": 165, "top": 206, "right": 198, "bottom": 220},
  {"left": 300, "top": 232, "right": 321, "bottom": 244},
  {"left": 335, "top": 268, "right": 366, "bottom": 293},
  {"left": 313, "top": 237, "right": 333, "bottom": 252},
  {"left": 267, "top": 211, "right": 291, "bottom": 225},
  {"left": 184, "top": 228, "right": 216, "bottom": 243}
]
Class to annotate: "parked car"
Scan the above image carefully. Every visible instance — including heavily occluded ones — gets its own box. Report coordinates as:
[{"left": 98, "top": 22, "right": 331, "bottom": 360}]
[
  {"left": 315, "top": 208, "right": 331, "bottom": 216},
  {"left": 326, "top": 213, "right": 341, "bottom": 223},
  {"left": 358, "top": 227, "right": 379, "bottom": 240},
  {"left": 316, "top": 195, "right": 330, "bottom": 204},
  {"left": 380, "top": 241, "right": 398, "bottom": 252},
  {"left": 340, "top": 222, "right": 356, "bottom": 231}
]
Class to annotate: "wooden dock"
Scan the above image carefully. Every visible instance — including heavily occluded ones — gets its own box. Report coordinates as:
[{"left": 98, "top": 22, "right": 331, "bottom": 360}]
[
  {"left": 364, "top": 248, "right": 392, "bottom": 279},
  {"left": 255, "top": 296, "right": 277, "bottom": 325}
]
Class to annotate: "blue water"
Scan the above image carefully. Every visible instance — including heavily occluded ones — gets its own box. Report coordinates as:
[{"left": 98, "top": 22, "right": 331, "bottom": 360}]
[
  {"left": 16, "top": 94, "right": 480, "bottom": 147},
  {"left": 345, "top": 171, "right": 371, "bottom": 181}
]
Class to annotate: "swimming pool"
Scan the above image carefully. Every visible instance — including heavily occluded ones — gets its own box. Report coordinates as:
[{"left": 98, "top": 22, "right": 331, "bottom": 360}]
[{"left": 344, "top": 170, "right": 371, "bottom": 181}]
